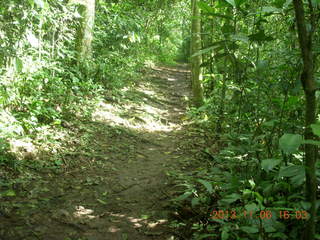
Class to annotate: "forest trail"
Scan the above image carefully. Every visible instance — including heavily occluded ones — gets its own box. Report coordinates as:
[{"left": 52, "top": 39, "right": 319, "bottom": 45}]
[{"left": 1, "top": 65, "right": 204, "bottom": 240}]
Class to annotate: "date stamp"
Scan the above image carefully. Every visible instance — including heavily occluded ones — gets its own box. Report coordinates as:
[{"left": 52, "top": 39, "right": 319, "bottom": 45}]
[{"left": 210, "top": 209, "right": 309, "bottom": 220}]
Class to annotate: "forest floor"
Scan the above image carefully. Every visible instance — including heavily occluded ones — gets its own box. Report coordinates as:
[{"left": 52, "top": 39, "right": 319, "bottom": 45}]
[{"left": 0, "top": 65, "right": 210, "bottom": 240}]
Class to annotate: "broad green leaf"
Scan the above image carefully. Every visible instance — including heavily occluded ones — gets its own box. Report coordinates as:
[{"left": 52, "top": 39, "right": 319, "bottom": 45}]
[
  {"left": 225, "top": 0, "right": 236, "bottom": 7},
  {"left": 262, "top": 220, "right": 277, "bottom": 233},
  {"left": 221, "top": 230, "right": 229, "bottom": 240},
  {"left": 311, "top": 0, "right": 320, "bottom": 7},
  {"left": 245, "top": 203, "right": 259, "bottom": 212},
  {"left": 289, "top": 168, "right": 306, "bottom": 185},
  {"left": 284, "top": 0, "right": 293, "bottom": 8},
  {"left": 262, "top": 120, "right": 276, "bottom": 127},
  {"left": 279, "top": 165, "right": 303, "bottom": 177},
  {"left": 175, "top": 192, "right": 192, "bottom": 201},
  {"left": 198, "top": 179, "right": 213, "bottom": 193},
  {"left": 310, "top": 123, "right": 320, "bottom": 137},
  {"left": 240, "top": 226, "right": 259, "bottom": 234},
  {"left": 261, "top": 159, "right": 281, "bottom": 172},
  {"left": 220, "top": 193, "right": 241, "bottom": 204},
  {"left": 28, "top": 0, "right": 35, "bottom": 7},
  {"left": 198, "top": 1, "right": 214, "bottom": 13},
  {"left": 279, "top": 133, "right": 303, "bottom": 154},
  {"left": 261, "top": 6, "right": 281, "bottom": 13},
  {"left": 300, "top": 201, "right": 311, "bottom": 210}
]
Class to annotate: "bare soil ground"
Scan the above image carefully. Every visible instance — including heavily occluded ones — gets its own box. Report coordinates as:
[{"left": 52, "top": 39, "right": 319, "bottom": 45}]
[{"left": 0, "top": 65, "right": 207, "bottom": 240}]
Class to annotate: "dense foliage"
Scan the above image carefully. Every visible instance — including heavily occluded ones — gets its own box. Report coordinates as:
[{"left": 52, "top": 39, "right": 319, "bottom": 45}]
[
  {"left": 170, "top": 0, "right": 320, "bottom": 239},
  {"left": 0, "top": 0, "right": 184, "bottom": 168},
  {"left": 0, "top": 0, "right": 319, "bottom": 239}
]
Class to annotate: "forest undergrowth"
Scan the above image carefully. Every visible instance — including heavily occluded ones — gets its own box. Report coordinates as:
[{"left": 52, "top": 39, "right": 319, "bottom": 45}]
[{"left": 1, "top": 0, "right": 320, "bottom": 239}]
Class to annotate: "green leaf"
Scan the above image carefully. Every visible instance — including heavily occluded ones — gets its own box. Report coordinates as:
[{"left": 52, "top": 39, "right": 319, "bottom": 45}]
[
  {"left": 97, "top": 199, "right": 107, "bottom": 205},
  {"left": 256, "top": 60, "right": 269, "bottom": 71},
  {"left": 245, "top": 203, "right": 259, "bottom": 212},
  {"left": 220, "top": 193, "right": 241, "bottom": 204},
  {"left": 261, "top": 6, "right": 281, "bottom": 13},
  {"left": 279, "top": 165, "right": 305, "bottom": 185},
  {"left": 261, "top": 159, "right": 281, "bottom": 172},
  {"left": 191, "top": 197, "right": 200, "bottom": 207},
  {"left": 225, "top": 0, "right": 236, "bottom": 7},
  {"left": 175, "top": 192, "right": 192, "bottom": 201},
  {"left": 15, "top": 58, "right": 23, "bottom": 73},
  {"left": 28, "top": 0, "right": 35, "bottom": 7},
  {"left": 1, "top": 189, "right": 16, "bottom": 197},
  {"left": 198, "top": 179, "right": 213, "bottom": 193},
  {"left": 302, "top": 139, "right": 320, "bottom": 146},
  {"left": 196, "top": 234, "right": 217, "bottom": 239},
  {"left": 262, "top": 120, "right": 276, "bottom": 127},
  {"left": 221, "top": 230, "right": 229, "bottom": 240},
  {"left": 198, "top": 1, "right": 214, "bottom": 13},
  {"left": 284, "top": 0, "right": 293, "bottom": 8},
  {"left": 191, "top": 41, "right": 226, "bottom": 57},
  {"left": 311, "top": 0, "right": 320, "bottom": 7},
  {"left": 235, "top": 0, "right": 246, "bottom": 7},
  {"left": 311, "top": 123, "right": 320, "bottom": 137},
  {"left": 231, "top": 34, "right": 249, "bottom": 43},
  {"left": 279, "top": 165, "right": 303, "bottom": 177},
  {"left": 279, "top": 133, "right": 303, "bottom": 154},
  {"left": 240, "top": 226, "right": 259, "bottom": 234},
  {"left": 254, "top": 192, "right": 264, "bottom": 202}
]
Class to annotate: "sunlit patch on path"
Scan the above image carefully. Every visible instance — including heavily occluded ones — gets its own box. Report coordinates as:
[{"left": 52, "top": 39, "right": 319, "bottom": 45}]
[{"left": 0, "top": 65, "right": 194, "bottom": 240}]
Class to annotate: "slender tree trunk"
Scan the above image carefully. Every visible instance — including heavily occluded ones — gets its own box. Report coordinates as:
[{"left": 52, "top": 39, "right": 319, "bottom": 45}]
[
  {"left": 71, "top": 0, "right": 95, "bottom": 61},
  {"left": 293, "top": 1, "right": 318, "bottom": 239},
  {"left": 190, "top": 0, "right": 204, "bottom": 107}
]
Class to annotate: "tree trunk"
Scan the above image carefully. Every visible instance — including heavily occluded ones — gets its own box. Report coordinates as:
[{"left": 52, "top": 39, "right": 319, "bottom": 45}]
[
  {"left": 293, "top": 1, "right": 318, "bottom": 239},
  {"left": 190, "top": 0, "right": 204, "bottom": 107},
  {"left": 71, "top": 0, "right": 95, "bottom": 61}
]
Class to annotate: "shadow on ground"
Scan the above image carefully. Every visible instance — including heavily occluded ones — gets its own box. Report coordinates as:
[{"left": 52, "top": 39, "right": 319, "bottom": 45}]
[{"left": 0, "top": 65, "right": 212, "bottom": 240}]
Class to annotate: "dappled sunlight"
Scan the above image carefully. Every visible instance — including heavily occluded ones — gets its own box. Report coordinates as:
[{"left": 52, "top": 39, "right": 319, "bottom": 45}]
[
  {"left": 91, "top": 66, "right": 190, "bottom": 135},
  {"left": 92, "top": 74, "right": 184, "bottom": 132},
  {"left": 73, "top": 206, "right": 96, "bottom": 219},
  {"left": 0, "top": 65, "right": 189, "bottom": 240},
  {"left": 167, "top": 77, "right": 177, "bottom": 82},
  {"left": 93, "top": 100, "right": 180, "bottom": 132},
  {"left": 71, "top": 207, "right": 169, "bottom": 235}
]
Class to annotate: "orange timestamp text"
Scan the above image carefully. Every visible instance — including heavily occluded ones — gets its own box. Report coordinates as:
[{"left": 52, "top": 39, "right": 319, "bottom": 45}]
[{"left": 210, "top": 209, "right": 309, "bottom": 220}]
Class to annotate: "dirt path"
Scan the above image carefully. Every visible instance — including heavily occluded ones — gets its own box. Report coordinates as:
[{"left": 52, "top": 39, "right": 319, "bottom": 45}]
[{"left": 0, "top": 65, "right": 201, "bottom": 240}]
